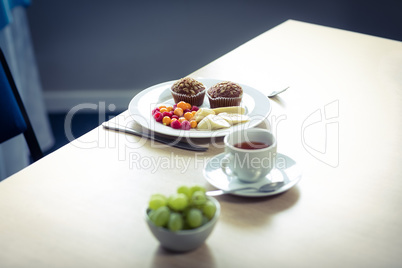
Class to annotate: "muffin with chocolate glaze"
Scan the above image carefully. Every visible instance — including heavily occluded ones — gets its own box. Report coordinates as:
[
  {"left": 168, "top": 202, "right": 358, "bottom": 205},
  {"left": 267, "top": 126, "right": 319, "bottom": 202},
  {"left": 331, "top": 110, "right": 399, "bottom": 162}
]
[
  {"left": 207, "top": 81, "right": 243, "bottom": 108},
  {"left": 170, "top": 77, "right": 206, "bottom": 106}
]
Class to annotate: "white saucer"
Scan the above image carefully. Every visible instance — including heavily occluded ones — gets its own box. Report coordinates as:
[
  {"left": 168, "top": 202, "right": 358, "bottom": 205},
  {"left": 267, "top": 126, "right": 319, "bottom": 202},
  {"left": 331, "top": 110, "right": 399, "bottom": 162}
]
[{"left": 203, "top": 153, "right": 302, "bottom": 197}]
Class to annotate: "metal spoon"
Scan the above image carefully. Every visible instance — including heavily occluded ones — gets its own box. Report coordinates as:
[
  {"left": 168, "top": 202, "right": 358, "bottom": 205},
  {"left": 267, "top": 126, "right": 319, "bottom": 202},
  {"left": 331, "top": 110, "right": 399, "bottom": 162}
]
[
  {"left": 267, "top": 86, "right": 289, "bottom": 98},
  {"left": 206, "top": 181, "right": 285, "bottom": 196}
]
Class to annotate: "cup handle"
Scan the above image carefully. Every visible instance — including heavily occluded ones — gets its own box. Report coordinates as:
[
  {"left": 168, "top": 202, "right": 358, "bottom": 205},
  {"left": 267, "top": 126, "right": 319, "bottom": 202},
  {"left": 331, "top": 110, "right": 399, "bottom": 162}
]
[{"left": 221, "top": 154, "right": 236, "bottom": 177}]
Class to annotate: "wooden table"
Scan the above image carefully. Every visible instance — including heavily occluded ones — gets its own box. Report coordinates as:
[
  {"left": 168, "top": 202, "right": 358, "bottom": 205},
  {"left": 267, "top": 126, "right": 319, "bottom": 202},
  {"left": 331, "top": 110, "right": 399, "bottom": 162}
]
[{"left": 1, "top": 20, "right": 401, "bottom": 267}]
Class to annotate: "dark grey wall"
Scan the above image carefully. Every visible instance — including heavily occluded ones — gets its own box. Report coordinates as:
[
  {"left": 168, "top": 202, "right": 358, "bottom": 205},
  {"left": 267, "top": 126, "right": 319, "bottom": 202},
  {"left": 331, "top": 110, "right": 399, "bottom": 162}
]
[{"left": 27, "top": 0, "right": 402, "bottom": 93}]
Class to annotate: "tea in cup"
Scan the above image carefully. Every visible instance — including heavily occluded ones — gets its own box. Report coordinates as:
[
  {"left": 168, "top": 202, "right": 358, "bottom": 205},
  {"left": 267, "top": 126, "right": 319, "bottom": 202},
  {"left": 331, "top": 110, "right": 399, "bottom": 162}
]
[{"left": 221, "top": 128, "right": 277, "bottom": 183}]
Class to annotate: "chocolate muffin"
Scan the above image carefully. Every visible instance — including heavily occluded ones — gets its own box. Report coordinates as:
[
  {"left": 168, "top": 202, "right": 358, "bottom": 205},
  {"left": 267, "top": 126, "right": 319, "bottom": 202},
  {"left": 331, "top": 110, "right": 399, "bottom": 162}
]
[
  {"left": 170, "top": 77, "right": 206, "bottom": 106},
  {"left": 207, "top": 81, "right": 243, "bottom": 108}
]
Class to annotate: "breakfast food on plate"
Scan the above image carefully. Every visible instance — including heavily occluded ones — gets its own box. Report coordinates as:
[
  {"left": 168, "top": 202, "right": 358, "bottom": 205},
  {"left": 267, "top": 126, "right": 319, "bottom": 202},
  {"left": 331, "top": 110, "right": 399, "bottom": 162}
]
[
  {"left": 152, "top": 100, "right": 249, "bottom": 131},
  {"left": 212, "top": 106, "right": 245, "bottom": 115},
  {"left": 171, "top": 77, "right": 206, "bottom": 106},
  {"left": 207, "top": 81, "right": 243, "bottom": 108},
  {"left": 152, "top": 101, "right": 199, "bottom": 130},
  {"left": 192, "top": 106, "right": 250, "bottom": 130},
  {"left": 147, "top": 185, "right": 217, "bottom": 231},
  {"left": 193, "top": 106, "right": 245, "bottom": 123},
  {"left": 197, "top": 113, "right": 250, "bottom": 130},
  {"left": 197, "top": 114, "right": 231, "bottom": 130},
  {"left": 217, "top": 112, "right": 250, "bottom": 125},
  {"left": 192, "top": 108, "right": 216, "bottom": 123}
]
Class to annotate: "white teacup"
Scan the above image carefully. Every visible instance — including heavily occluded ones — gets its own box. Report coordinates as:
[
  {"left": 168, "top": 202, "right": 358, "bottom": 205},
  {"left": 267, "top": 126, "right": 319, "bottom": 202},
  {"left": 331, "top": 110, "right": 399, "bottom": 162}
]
[{"left": 221, "top": 128, "right": 277, "bottom": 183}]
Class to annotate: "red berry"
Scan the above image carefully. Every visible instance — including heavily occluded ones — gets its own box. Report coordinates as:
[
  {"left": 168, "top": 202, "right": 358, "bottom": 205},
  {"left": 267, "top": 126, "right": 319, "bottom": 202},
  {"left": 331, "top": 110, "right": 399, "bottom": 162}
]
[
  {"left": 191, "top": 106, "right": 199, "bottom": 112},
  {"left": 181, "top": 120, "right": 191, "bottom": 130},
  {"left": 152, "top": 107, "right": 160, "bottom": 115},
  {"left": 172, "top": 115, "right": 179, "bottom": 120},
  {"left": 153, "top": 112, "right": 163, "bottom": 122},
  {"left": 171, "top": 120, "right": 181, "bottom": 129},
  {"left": 183, "top": 109, "right": 191, "bottom": 114},
  {"left": 162, "top": 111, "right": 173, "bottom": 118}
]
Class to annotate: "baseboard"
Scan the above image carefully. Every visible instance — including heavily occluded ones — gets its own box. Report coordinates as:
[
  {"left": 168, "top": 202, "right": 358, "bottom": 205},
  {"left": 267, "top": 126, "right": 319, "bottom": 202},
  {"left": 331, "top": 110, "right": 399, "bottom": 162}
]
[{"left": 44, "top": 89, "right": 140, "bottom": 113}]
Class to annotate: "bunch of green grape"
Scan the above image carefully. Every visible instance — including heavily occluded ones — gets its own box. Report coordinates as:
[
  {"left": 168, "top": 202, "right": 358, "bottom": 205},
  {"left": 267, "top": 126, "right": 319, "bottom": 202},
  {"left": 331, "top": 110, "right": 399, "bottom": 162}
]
[{"left": 147, "top": 185, "right": 217, "bottom": 232}]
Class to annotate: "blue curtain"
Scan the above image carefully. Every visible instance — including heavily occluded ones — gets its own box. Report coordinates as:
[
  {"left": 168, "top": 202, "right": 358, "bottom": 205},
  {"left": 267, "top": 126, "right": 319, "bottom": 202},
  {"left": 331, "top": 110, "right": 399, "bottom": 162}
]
[
  {"left": 0, "top": 2, "right": 54, "bottom": 181},
  {"left": 0, "top": 0, "right": 30, "bottom": 29}
]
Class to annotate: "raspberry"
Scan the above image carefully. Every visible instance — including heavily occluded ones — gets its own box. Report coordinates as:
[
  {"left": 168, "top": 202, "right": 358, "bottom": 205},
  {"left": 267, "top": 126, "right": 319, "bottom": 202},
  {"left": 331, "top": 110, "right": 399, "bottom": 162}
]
[
  {"left": 151, "top": 107, "right": 160, "bottom": 115},
  {"left": 153, "top": 112, "right": 163, "bottom": 122},
  {"left": 181, "top": 120, "right": 191, "bottom": 130},
  {"left": 171, "top": 120, "right": 182, "bottom": 129},
  {"left": 162, "top": 111, "right": 173, "bottom": 118}
]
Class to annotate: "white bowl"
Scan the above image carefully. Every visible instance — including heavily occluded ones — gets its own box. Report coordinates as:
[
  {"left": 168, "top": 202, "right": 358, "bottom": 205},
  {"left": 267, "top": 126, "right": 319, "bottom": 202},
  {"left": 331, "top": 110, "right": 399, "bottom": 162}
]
[{"left": 145, "top": 197, "right": 220, "bottom": 252}]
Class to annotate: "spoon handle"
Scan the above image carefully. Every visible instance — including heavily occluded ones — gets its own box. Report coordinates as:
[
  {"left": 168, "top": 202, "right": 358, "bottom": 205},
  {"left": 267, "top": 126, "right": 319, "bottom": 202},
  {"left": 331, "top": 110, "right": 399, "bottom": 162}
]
[
  {"left": 268, "top": 86, "right": 289, "bottom": 98},
  {"left": 206, "top": 187, "right": 257, "bottom": 196},
  {"left": 206, "top": 181, "right": 285, "bottom": 196}
]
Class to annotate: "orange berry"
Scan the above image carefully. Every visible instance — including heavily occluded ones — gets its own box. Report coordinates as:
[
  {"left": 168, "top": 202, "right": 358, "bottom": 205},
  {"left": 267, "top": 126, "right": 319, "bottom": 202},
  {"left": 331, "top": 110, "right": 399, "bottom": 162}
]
[
  {"left": 191, "top": 110, "right": 197, "bottom": 116},
  {"left": 176, "top": 101, "right": 188, "bottom": 110},
  {"left": 174, "top": 107, "right": 183, "bottom": 117},
  {"left": 162, "top": 116, "right": 171, "bottom": 126},
  {"left": 184, "top": 112, "right": 193, "bottom": 121},
  {"left": 158, "top": 105, "right": 166, "bottom": 109},
  {"left": 178, "top": 117, "right": 187, "bottom": 123},
  {"left": 185, "top": 102, "right": 192, "bottom": 110},
  {"left": 166, "top": 106, "right": 174, "bottom": 112},
  {"left": 159, "top": 107, "right": 168, "bottom": 113},
  {"left": 190, "top": 120, "right": 197, "bottom": 128}
]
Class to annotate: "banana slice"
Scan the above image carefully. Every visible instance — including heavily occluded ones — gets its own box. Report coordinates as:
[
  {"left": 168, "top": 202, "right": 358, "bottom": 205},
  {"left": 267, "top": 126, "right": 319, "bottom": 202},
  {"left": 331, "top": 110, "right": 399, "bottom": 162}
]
[
  {"left": 193, "top": 108, "right": 215, "bottom": 122},
  {"left": 219, "top": 112, "right": 250, "bottom": 125},
  {"left": 197, "top": 114, "right": 231, "bottom": 130},
  {"left": 211, "top": 106, "right": 245, "bottom": 115}
]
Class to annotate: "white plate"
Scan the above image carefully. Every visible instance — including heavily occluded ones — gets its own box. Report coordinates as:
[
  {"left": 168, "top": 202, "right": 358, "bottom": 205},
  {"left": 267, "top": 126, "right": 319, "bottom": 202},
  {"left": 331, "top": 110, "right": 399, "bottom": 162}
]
[
  {"left": 203, "top": 153, "right": 302, "bottom": 197},
  {"left": 128, "top": 78, "right": 271, "bottom": 138}
]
